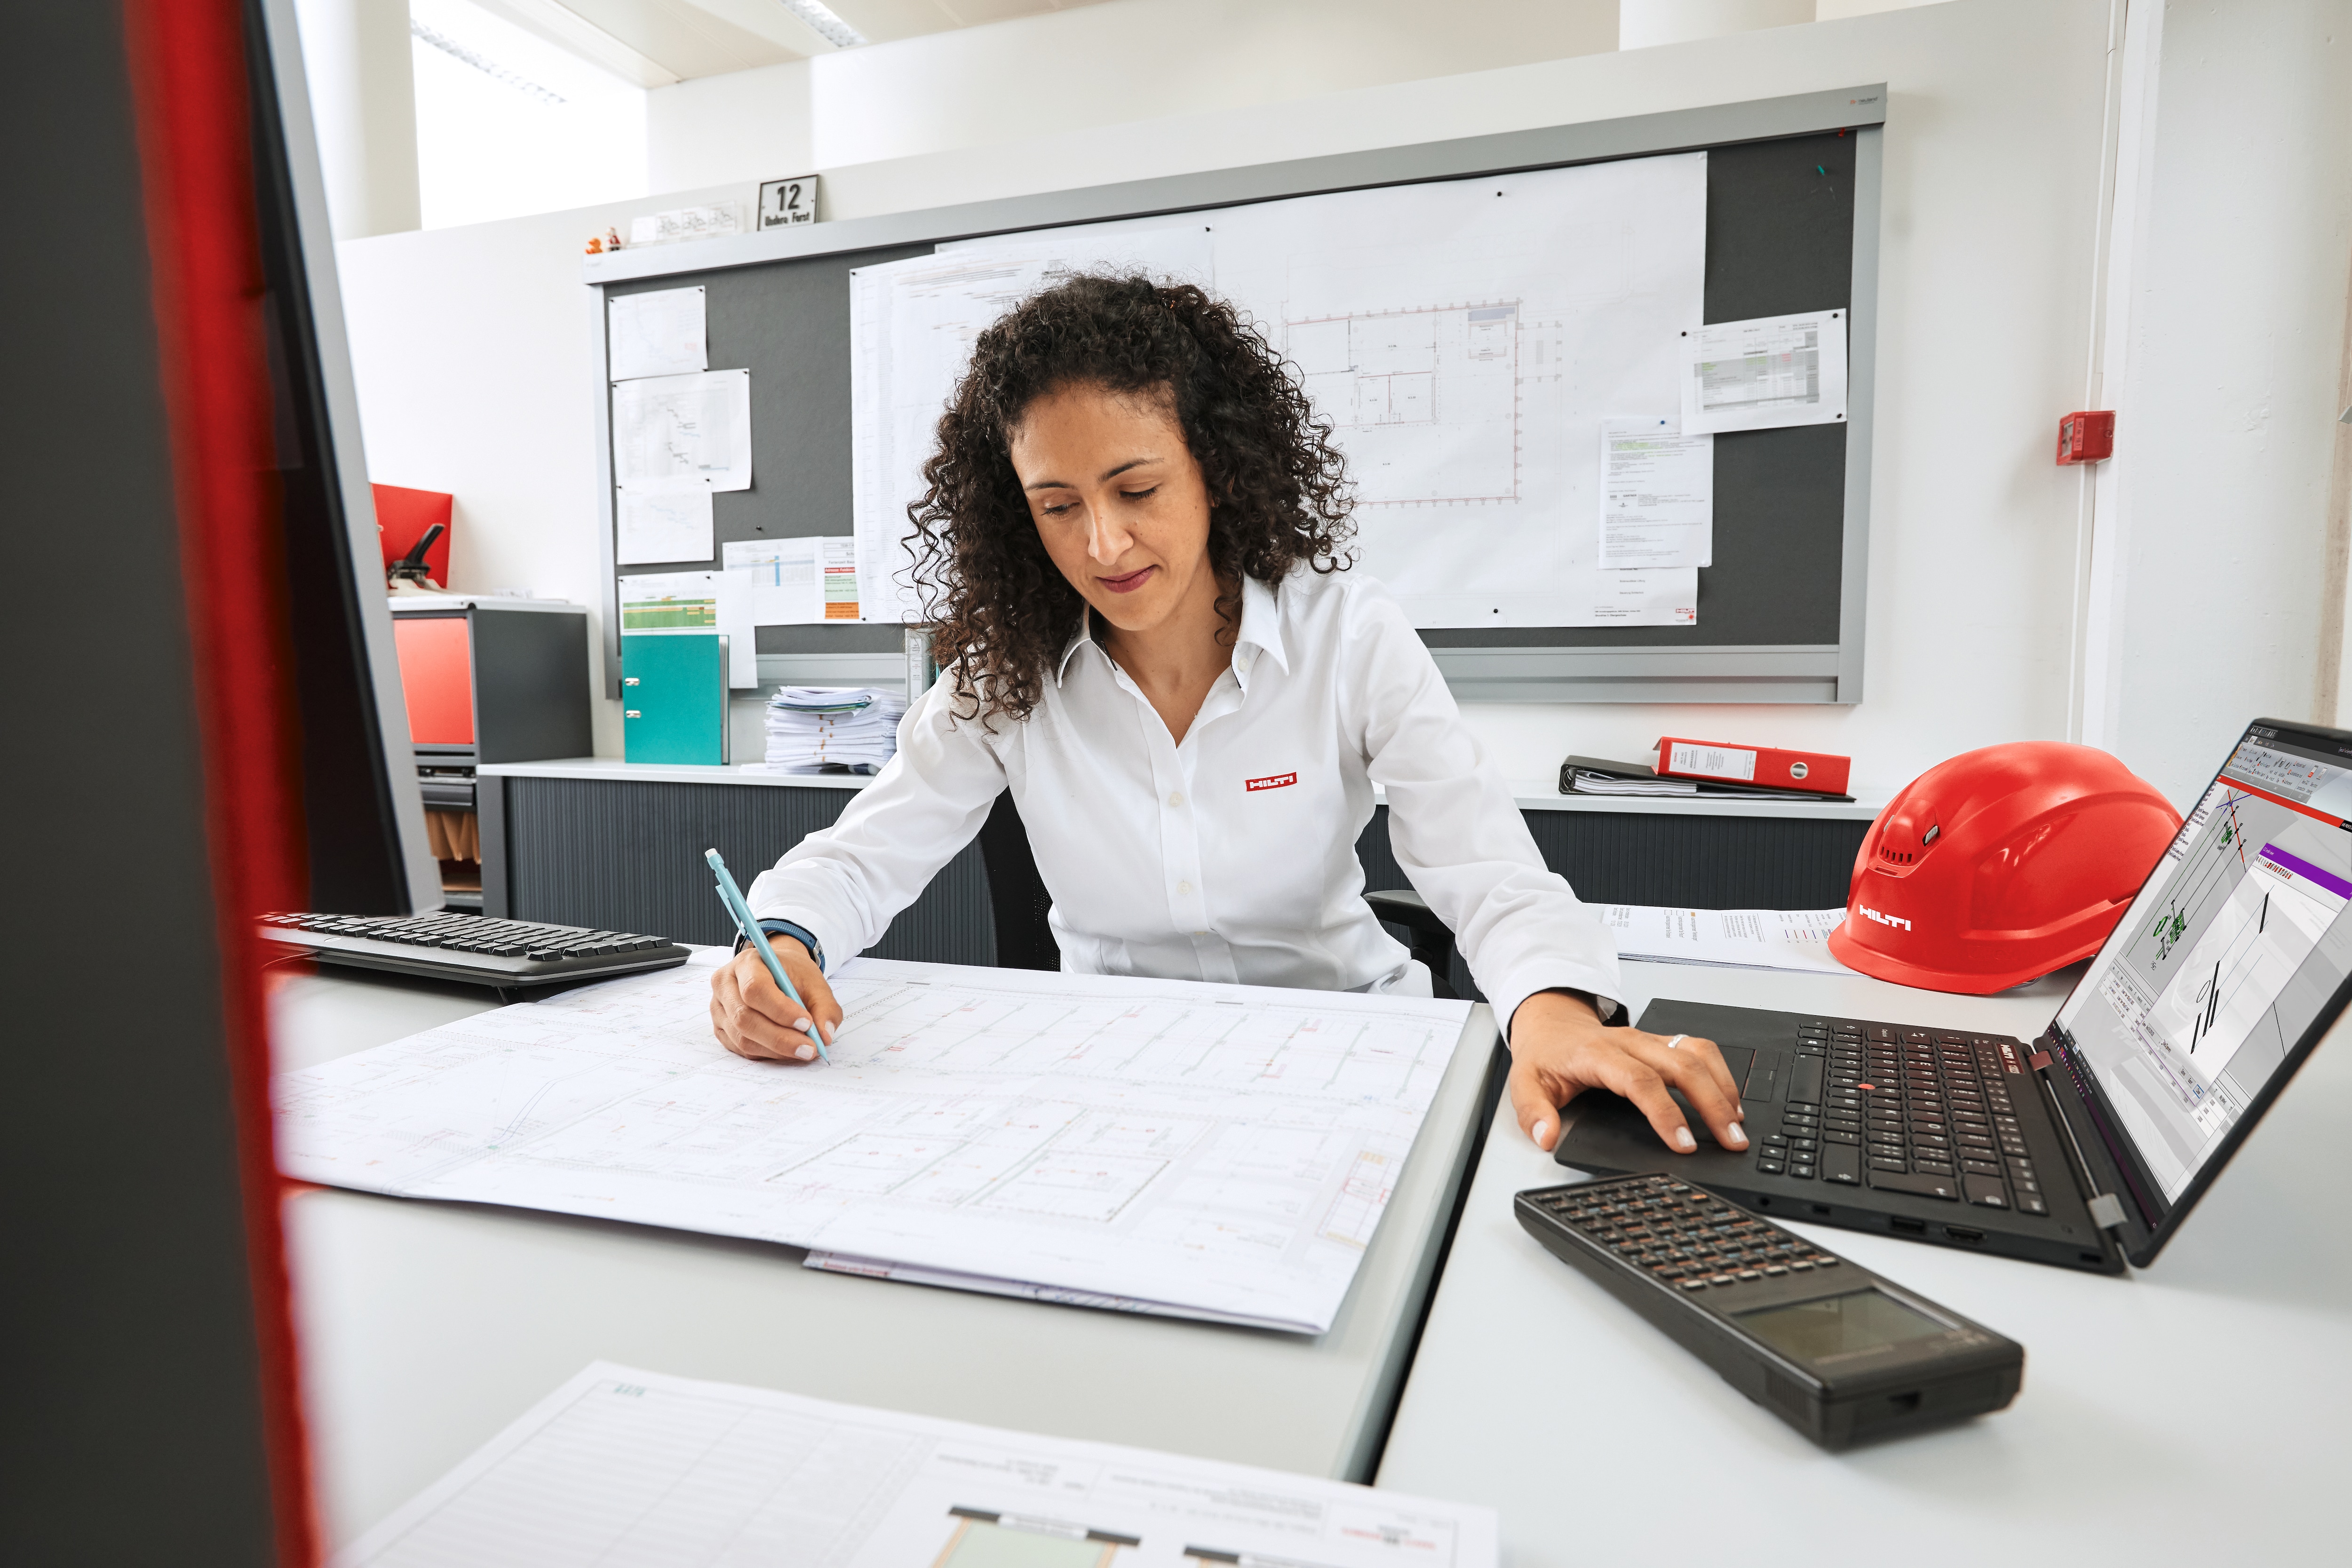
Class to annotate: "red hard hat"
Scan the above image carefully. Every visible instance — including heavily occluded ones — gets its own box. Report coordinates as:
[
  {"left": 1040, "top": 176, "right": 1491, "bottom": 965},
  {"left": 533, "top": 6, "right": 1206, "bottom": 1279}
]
[{"left": 1828, "top": 742, "right": 2183, "bottom": 995}]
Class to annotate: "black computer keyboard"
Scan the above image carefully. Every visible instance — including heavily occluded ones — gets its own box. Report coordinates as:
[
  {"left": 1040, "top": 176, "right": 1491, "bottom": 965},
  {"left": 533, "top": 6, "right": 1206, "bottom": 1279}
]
[
  {"left": 256, "top": 911, "right": 689, "bottom": 998},
  {"left": 1763, "top": 1020, "right": 2047, "bottom": 1214}
]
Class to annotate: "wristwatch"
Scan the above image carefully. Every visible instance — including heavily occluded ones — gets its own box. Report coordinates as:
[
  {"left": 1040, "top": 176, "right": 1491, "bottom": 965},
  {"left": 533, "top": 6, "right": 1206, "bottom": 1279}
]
[{"left": 740, "top": 917, "right": 824, "bottom": 972}]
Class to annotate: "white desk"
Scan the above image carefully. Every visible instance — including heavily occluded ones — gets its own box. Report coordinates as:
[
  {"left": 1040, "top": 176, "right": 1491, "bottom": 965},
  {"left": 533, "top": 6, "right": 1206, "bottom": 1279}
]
[
  {"left": 272, "top": 967, "right": 1502, "bottom": 1551},
  {"left": 1376, "top": 960, "right": 2352, "bottom": 1565}
]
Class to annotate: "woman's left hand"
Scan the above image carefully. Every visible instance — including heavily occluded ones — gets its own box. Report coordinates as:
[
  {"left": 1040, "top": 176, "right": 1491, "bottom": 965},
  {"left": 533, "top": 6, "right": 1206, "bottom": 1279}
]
[{"left": 1504, "top": 990, "right": 1749, "bottom": 1156}]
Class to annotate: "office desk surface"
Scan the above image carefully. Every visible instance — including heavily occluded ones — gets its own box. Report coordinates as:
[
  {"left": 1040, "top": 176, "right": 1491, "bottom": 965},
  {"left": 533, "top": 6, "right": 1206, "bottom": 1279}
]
[
  {"left": 1376, "top": 960, "right": 2352, "bottom": 1565},
  {"left": 272, "top": 967, "right": 1501, "bottom": 1551}
]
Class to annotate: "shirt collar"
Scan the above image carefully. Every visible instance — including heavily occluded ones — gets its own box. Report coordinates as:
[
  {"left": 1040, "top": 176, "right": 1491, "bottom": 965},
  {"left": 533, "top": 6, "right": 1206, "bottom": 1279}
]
[{"left": 1050, "top": 573, "right": 1289, "bottom": 686}]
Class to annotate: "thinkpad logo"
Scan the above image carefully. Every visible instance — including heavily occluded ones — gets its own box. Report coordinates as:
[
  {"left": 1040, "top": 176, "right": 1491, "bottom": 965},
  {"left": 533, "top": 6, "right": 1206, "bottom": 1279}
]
[{"left": 1859, "top": 904, "right": 1913, "bottom": 933}]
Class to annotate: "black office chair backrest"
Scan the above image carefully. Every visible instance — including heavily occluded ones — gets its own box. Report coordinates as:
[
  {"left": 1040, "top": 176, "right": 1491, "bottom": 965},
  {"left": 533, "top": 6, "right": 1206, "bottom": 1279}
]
[
  {"left": 977, "top": 792, "right": 1061, "bottom": 971},
  {"left": 974, "top": 792, "right": 1458, "bottom": 995}
]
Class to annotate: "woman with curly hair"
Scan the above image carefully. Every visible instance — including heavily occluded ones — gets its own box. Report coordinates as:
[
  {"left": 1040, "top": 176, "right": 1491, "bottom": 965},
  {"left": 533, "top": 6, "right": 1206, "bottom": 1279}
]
[{"left": 713, "top": 274, "right": 1745, "bottom": 1160}]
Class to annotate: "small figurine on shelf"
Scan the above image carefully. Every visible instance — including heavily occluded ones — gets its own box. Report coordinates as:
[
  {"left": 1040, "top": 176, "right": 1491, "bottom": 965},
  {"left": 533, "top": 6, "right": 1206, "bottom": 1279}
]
[
  {"left": 606, "top": 226, "right": 625, "bottom": 251},
  {"left": 585, "top": 234, "right": 603, "bottom": 254}
]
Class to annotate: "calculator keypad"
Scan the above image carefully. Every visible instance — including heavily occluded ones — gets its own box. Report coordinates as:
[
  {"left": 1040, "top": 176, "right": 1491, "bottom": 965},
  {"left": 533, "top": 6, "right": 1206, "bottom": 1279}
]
[{"left": 1529, "top": 1174, "right": 1842, "bottom": 1289}]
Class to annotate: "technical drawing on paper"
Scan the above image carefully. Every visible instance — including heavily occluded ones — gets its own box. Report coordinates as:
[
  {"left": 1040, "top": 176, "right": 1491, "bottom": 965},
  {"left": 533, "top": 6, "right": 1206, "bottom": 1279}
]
[
  {"left": 1285, "top": 303, "right": 1520, "bottom": 506},
  {"left": 334, "top": 1362, "right": 1497, "bottom": 1568},
  {"left": 274, "top": 955, "right": 1468, "bottom": 1333}
]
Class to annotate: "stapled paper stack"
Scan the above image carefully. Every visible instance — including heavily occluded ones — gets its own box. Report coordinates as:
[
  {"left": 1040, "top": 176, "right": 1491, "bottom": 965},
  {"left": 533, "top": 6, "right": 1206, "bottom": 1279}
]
[{"left": 756, "top": 685, "right": 907, "bottom": 773}]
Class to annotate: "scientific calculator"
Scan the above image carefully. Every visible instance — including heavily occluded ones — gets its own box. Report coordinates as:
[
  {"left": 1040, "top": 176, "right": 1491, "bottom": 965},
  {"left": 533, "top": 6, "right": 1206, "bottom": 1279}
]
[{"left": 1516, "top": 1173, "right": 2023, "bottom": 1448}]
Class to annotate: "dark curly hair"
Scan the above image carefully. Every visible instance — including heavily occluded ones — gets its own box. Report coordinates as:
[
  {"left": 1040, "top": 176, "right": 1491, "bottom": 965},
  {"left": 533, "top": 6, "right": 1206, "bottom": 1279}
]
[{"left": 907, "top": 273, "right": 1354, "bottom": 725}]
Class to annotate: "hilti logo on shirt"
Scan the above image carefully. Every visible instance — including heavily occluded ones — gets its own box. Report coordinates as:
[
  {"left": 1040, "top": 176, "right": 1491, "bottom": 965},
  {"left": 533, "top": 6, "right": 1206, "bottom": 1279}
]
[{"left": 1245, "top": 772, "right": 1298, "bottom": 792}]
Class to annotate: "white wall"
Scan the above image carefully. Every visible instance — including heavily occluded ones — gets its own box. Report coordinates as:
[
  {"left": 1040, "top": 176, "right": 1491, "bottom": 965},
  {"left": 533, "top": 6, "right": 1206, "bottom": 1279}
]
[
  {"left": 338, "top": 0, "right": 2289, "bottom": 812},
  {"left": 647, "top": 0, "right": 1614, "bottom": 189},
  {"left": 336, "top": 182, "right": 739, "bottom": 758},
  {"left": 2085, "top": 0, "right": 2352, "bottom": 805},
  {"left": 646, "top": 58, "right": 812, "bottom": 195},
  {"left": 292, "top": 0, "right": 420, "bottom": 238}
]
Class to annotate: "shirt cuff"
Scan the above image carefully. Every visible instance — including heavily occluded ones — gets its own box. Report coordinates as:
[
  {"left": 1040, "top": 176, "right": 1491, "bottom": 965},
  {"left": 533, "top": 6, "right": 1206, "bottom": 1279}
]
[{"left": 1495, "top": 983, "right": 1624, "bottom": 1044}]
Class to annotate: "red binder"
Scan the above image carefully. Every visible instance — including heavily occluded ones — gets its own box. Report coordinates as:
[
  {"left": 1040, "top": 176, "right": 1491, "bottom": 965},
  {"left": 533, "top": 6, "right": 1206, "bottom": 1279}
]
[{"left": 1654, "top": 736, "right": 1851, "bottom": 796}]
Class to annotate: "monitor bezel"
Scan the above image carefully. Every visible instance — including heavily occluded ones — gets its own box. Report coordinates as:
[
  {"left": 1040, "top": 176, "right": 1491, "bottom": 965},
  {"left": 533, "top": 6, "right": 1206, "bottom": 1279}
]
[{"left": 253, "top": 0, "right": 442, "bottom": 913}]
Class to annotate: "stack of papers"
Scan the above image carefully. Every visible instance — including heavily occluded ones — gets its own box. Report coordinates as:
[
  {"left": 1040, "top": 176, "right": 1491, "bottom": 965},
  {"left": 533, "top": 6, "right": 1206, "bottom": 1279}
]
[
  {"left": 756, "top": 685, "right": 907, "bottom": 773},
  {"left": 1603, "top": 904, "right": 1856, "bottom": 976},
  {"left": 339, "top": 1362, "right": 1498, "bottom": 1567},
  {"left": 1567, "top": 767, "right": 1699, "bottom": 797},
  {"left": 273, "top": 955, "right": 1473, "bottom": 1334}
]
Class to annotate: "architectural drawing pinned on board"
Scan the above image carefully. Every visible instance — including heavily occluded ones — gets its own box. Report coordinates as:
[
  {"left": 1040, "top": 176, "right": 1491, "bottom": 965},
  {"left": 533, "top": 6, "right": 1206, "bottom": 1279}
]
[
  {"left": 606, "top": 285, "right": 706, "bottom": 381},
  {"left": 334, "top": 1361, "right": 1499, "bottom": 1568},
  {"left": 613, "top": 368, "right": 752, "bottom": 494},
  {"left": 617, "top": 568, "right": 755, "bottom": 686},
  {"left": 851, "top": 227, "right": 1214, "bottom": 623},
  {"left": 1599, "top": 417, "right": 1713, "bottom": 569},
  {"left": 980, "top": 154, "right": 1710, "bottom": 629},
  {"left": 272, "top": 954, "right": 1470, "bottom": 1335},
  {"left": 1679, "top": 310, "right": 1849, "bottom": 434},
  {"left": 614, "top": 489, "right": 713, "bottom": 565}
]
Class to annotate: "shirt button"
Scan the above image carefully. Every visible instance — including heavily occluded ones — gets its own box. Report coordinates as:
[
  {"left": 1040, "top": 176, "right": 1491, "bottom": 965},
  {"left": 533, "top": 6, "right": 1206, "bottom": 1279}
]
[
  {"left": 1168, "top": 792, "right": 1184, "bottom": 807},
  {"left": 1177, "top": 881, "right": 1193, "bottom": 895}
]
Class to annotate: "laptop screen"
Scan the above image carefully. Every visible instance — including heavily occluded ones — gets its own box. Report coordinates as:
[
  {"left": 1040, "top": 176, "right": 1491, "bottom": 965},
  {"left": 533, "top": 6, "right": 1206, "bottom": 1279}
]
[{"left": 2057, "top": 722, "right": 2352, "bottom": 1211}]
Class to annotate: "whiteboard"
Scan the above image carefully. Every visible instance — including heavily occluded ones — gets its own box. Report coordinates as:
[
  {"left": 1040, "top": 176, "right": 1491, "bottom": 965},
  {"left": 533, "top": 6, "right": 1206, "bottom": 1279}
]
[{"left": 854, "top": 152, "right": 1708, "bottom": 629}]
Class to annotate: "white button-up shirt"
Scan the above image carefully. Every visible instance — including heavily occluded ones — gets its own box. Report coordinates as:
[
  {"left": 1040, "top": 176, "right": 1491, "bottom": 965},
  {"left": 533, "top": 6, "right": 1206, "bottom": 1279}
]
[{"left": 746, "top": 569, "right": 1622, "bottom": 1035}]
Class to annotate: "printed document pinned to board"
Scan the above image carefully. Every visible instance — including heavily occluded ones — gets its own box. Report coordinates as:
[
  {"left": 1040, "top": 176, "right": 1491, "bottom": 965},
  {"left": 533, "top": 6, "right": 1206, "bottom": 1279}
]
[
  {"left": 1679, "top": 310, "right": 1848, "bottom": 434},
  {"left": 1602, "top": 904, "right": 1853, "bottom": 975},
  {"left": 273, "top": 954, "right": 1471, "bottom": 1335},
  {"left": 617, "top": 568, "right": 756, "bottom": 687},
  {"left": 1600, "top": 417, "right": 1713, "bottom": 569},
  {"left": 613, "top": 368, "right": 752, "bottom": 494},
  {"left": 606, "top": 285, "right": 706, "bottom": 381},
  {"left": 333, "top": 1362, "right": 1499, "bottom": 1568},
  {"left": 724, "top": 535, "right": 860, "bottom": 624},
  {"left": 614, "top": 490, "right": 713, "bottom": 565}
]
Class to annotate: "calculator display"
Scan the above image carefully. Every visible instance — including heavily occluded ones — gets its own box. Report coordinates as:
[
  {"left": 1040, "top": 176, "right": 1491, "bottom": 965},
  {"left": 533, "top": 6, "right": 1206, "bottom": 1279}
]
[{"left": 1734, "top": 1289, "right": 1950, "bottom": 1365}]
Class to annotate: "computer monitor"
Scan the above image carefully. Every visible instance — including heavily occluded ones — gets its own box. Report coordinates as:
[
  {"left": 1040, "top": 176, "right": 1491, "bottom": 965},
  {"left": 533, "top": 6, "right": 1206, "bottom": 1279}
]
[{"left": 249, "top": 0, "right": 442, "bottom": 915}]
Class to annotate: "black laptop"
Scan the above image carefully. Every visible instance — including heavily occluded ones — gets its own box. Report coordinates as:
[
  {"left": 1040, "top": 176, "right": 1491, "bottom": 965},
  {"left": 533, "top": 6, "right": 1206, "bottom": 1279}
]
[{"left": 1557, "top": 717, "right": 2352, "bottom": 1274}]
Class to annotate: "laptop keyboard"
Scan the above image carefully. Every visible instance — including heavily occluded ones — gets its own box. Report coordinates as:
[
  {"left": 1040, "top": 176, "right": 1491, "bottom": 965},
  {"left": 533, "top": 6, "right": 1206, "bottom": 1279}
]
[{"left": 1755, "top": 1020, "right": 2050, "bottom": 1217}]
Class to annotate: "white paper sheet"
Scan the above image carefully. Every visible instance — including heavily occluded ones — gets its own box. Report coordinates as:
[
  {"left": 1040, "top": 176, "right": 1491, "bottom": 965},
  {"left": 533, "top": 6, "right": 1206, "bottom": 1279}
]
[
  {"left": 613, "top": 368, "right": 752, "bottom": 494},
  {"left": 1160, "top": 154, "right": 1706, "bottom": 628},
  {"left": 334, "top": 1361, "right": 1498, "bottom": 1568},
  {"left": 723, "top": 536, "right": 824, "bottom": 624},
  {"left": 274, "top": 955, "right": 1470, "bottom": 1335},
  {"left": 606, "top": 285, "right": 706, "bottom": 381},
  {"left": 615, "top": 490, "right": 714, "bottom": 565},
  {"left": 1602, "top": 904, "right": 1854, "bottom": 975},
  {"left": 851, "top": 228, "right": 1216, "bottom": 623},
  {"left": 1599, "top": 417, "right": 1713, "bottom": 569},
  {"left": 617, "top": 570, "right": 755, "bottom": 686},
  {"left": 1679, "top": 309, "right": 1849, "bottom": 434}
]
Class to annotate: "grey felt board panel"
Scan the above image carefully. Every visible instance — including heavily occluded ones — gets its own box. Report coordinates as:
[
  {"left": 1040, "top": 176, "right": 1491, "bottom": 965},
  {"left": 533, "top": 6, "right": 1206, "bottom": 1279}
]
[{"left": 607, "top": 128, "right": 1858, "bottom": 655}]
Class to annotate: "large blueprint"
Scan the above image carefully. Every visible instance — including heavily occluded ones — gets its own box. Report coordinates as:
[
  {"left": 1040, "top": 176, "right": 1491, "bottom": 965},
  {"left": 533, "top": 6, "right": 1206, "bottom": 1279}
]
[{"left": 275, "top": 955, "right": 1471, "bottom": 1333}]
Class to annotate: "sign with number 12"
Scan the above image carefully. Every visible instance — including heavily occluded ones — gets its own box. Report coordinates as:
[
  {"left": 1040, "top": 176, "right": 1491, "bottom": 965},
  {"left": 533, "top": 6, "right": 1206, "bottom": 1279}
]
[{"left": 758, "top": 174, "right": 820, "bottom": 229}]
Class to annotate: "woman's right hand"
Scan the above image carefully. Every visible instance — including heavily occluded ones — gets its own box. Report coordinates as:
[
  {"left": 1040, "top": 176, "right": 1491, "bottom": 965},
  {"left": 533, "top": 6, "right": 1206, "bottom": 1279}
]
[{"left": 709, "top": 939, "right": 842, "bottom": 1062}]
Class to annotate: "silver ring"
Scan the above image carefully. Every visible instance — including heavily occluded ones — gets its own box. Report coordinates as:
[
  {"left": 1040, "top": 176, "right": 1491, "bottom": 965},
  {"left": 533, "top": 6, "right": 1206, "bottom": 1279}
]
[{"left": 1666, "top": 1034, "right": 1686, "bottom": 1051}]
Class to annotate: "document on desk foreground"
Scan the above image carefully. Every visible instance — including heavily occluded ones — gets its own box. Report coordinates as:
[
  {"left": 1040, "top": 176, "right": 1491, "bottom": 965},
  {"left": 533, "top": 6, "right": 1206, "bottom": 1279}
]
[
  {"left": 338, "top": 1361, "right": 1498, "bottom": 1568},
  {"left": 274, "top": 954, "right": 1471, "bottom": 1334},
  {"left": 1602, "top": 904, "right": 1856, "bottom": 976}
]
